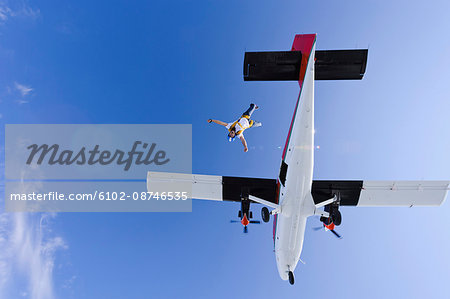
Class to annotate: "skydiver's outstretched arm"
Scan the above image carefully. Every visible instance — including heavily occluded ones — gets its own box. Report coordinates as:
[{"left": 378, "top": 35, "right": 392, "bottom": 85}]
[
  {"left": 207, "top": 119, "right": 227, "bottom": 127},
  {"left": 239, "top": 136, "right": 248, "bottom": 152}
]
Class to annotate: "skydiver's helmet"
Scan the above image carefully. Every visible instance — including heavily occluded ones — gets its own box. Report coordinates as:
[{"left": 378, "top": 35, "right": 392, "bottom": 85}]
[{"left": 228, "top": 130, "right": 236, "bottom": 142}]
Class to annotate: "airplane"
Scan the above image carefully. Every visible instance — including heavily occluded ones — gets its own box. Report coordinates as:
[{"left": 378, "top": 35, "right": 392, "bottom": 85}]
[{"left": 147, "top": 34, "right": 450, "bottom": 285}]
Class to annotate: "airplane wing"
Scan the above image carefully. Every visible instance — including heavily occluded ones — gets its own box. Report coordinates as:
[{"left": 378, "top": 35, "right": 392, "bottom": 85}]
[
  {"left": 147, "top": 172, "right": 278, "bottom": 204},
  {"left": 148, "top": 172, "right": 449, "bottom": 207},
  {"left": 312, "top": 180, "right": 450, "bottom": 207}
]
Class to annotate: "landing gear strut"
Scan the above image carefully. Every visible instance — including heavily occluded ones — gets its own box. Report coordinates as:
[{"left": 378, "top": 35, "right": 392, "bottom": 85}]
[{"left": 288, "top": 271, "right": 295, "bottom": 285}]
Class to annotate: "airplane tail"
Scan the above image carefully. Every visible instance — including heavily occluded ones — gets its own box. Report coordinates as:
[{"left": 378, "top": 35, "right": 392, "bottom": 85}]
[{"left": 243, "top": 34, "right": 368, "bottom": 82}]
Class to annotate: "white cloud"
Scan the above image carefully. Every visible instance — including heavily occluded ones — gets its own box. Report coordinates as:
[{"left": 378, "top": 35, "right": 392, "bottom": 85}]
[
  {"left": 15, "top": 5, "right": 40, "bottom": 19},
  {"left": 12, "top": 82, "right": 33, "bottom": 104},
  {"left": 0, "top": 2, "right": 40, "bottom": 23},
  {"left": 0, "top": 214, "right": 12, "bottom": 290},
  {"left": 61, "top": 275, "right": 77, "bottom": 290},
  {"left": 0, "top": 213, "right": 67, "bottom": 299},
  {"left": 15, "top": 99, "right": 30, "bottom": 105},
  {"left": 0, "top": 6, "right": 12, "bottom": 21},
  {"left": 14, "top": 82, "right": 33, "bottom": 97}
]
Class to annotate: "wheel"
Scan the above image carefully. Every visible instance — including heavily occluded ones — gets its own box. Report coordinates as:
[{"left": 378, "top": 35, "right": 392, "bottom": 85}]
[
  {"left": 332, "top": 210, "right": 342, "bottom": 226},
  {"left": 238, "top": 210, "right": 242, "bottom": 218},
  {"left": 261, "top": 207, "right": 270, "bottom": 223},
  {"left": 249, "top": 211, "right": 253, "bottom": 219},
  {"left": 288, "top": 271, "right": 295, "bottom": 285}
]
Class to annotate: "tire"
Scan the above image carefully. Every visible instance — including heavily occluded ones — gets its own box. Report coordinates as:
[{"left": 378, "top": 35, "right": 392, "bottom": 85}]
[
  {"left": 238, "top": 210, "right": 242, "bottom": 218},
  {"left": 261, "top": 207, "right": 270, "bottom": 223},
  {"left": 332, "top": 210, "right": 342, "bottom": 226},
  {"left": 288, "top": 271, "right": 295, "bottom": 285}
]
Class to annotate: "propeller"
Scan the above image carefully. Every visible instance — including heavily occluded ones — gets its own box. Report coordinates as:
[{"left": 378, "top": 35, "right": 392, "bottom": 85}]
[
  {"left": 312, "top": 224, "right": 343, "bottom": 239},
  {"left": 330, "top": 229, "right": 343, "bottom": 239},
  {"left": 230, "top": 220, "right": 261, "bottom": 224},
  {"left": 230, "top": 220, "right": 261, "bottom": 234}
]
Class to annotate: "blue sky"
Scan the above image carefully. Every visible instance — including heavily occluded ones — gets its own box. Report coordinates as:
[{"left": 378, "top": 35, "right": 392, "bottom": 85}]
[{"left": 1, "top": 0, "right": 450, "bottom": 298}]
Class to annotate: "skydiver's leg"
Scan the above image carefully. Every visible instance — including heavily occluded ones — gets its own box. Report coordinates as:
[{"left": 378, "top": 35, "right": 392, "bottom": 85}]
[
  {"left": 251, "top": 120, "right": 262, "bottom": 128},
  {"left": 248, "top": 120, "right": 262, "bottom": 128},
  {"left": 253, "top": 121, "right": 262, "bottom": 127},
  {"left": 242, "top": 103, "right": 258, "bottom": 118}
]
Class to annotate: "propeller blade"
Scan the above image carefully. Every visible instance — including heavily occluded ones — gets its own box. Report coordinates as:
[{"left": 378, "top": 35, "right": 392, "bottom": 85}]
[
  {"left": 249, "top": 220, "right": 261, "bottom": 224},
  {"left": 330, "top": 229, "right": 343, "bottom": 239},
  {"left": 312, "top": 226, "right": 324, "bottom": 231},
  {"left": 243, "top": 226, "right": 248, "bottom": 234},
  {"left": 230, "top": 220, "right": 240, "bottom": 223}
]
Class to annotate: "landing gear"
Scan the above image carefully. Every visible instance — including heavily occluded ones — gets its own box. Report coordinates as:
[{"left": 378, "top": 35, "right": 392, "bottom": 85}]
[
  {"left": 320, "top": 216, "right": 330, "bottom": 225},
  {"left": 331, "top": 209, "right": 342, "bottom": 226},
  {"left": 329, "top": 203, "right": 342, "bottom": 226},
  {"left": 261, "top": 207, "right": 270, "bottom": 223},
  {"left": 288, "top": 271, "right": 295, "bottom": 285},
  {"left": 323, "top": 202, "right": 342, "bottom": 226}
]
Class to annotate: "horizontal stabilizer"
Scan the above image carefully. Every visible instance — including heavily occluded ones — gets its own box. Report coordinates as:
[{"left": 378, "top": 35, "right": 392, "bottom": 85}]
[
  {"left": 243, "top": 49, "right": 368, "bottom": 81},
  {"left": 315, "top": 49, "right": 368, "bottom": 80},
  {"left": 243, "top": 51, "right": 302, "bottom": 81}
]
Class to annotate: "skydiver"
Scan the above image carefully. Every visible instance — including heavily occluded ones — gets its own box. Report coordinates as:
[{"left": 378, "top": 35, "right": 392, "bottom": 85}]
[{"left": 207, "top": 103, "right": 262, "bottom": 152}]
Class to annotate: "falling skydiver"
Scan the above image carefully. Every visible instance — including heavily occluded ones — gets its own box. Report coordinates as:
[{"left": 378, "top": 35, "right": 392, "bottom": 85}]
[{"left": 207, "top": 103, "right": 262, "bottom": 152}]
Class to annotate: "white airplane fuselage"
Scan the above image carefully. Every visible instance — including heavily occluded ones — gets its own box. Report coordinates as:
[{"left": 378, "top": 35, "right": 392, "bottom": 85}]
[{"left": 274, "top": 40, "right": 317, "bottom": 280}]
